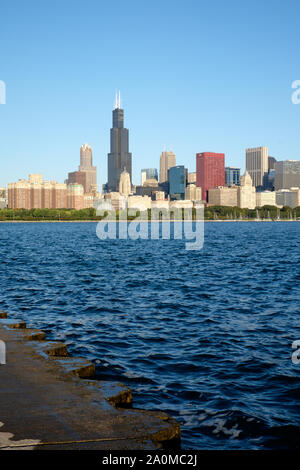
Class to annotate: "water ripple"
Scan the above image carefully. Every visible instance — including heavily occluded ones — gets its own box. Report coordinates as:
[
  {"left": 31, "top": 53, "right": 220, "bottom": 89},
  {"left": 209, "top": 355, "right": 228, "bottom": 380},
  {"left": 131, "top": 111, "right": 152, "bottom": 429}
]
[{"left": 0, "top": 221, "right": 300, "bottom": 449}]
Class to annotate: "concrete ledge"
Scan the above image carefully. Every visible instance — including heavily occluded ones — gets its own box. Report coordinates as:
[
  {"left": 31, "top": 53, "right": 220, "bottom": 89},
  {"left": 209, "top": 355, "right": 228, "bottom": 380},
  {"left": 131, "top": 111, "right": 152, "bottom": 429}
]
[
  {"left": 132, "top": 409, "right": 181, "bottom": 447},
  {"left": 84, "top": 380, "right": 133, "bottom": 408},
  {"left": 49, "top": 357, "right": 96, "bottom": 378},
  {"left": 3, "top": 327, "right": 47, "bottom": 341},
  {"left": 0, "top": 314, "right": 181, "bottom": 450},
  {"left": 30, "top": 341, "right": 68, "bottom": 357},
  {"left": 0, "top": 319, "right": 26, "bottom": 329}
]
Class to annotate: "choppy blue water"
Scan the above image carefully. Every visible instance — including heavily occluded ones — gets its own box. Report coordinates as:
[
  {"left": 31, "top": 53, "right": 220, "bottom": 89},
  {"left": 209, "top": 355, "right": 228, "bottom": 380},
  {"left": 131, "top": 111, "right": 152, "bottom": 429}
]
[{"left": 0, "top": 222, "right": 300, "bottom": 449}]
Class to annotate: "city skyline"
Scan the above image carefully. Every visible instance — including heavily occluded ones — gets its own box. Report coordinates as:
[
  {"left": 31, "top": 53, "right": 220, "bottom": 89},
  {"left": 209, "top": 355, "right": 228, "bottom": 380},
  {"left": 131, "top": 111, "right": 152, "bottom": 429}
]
[
  {"left": 1, "top": 87, "right": 300, "bottom": 192},
  {"left": 3, "top": 89, "right": 300, "bottom": 191},
  {"left": 1, "top": 1, "right": 300, "bottom": 189},
  {"left": 3, "top": 86, "right": 300, "bottom": 199}
]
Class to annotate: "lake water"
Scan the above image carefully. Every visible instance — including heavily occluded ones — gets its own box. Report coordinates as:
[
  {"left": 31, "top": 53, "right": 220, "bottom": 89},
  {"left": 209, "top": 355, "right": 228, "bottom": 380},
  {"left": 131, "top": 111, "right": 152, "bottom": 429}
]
[{"left": 0, "top": 221, "right": 300, "bottom": 449}]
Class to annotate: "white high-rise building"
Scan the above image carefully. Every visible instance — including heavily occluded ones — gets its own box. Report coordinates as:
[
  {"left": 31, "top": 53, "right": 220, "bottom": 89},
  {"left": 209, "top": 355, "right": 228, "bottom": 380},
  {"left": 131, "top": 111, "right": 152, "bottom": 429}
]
[
  {"left": 119, "top": 169, "right": 131, "bottom": 196},
  {"left": 208, "top": 186, "right": 237, "bottom": 206},
  {"left": 245, "top": 146, "right": 268, "bottom": 188},
  {"left": 274, "top": 160, "right": 300, "bottom": 190},
  {"left": 256, "top": 191, "right": 276, "bottom": 207},
  {"left": 237, "top": 171, "right": 256, "bottom": 209},
  {"left": 276, "top": 187, "right": 300, "bottom": 208},
  {"left": 185, "top": 184, "right": 202, "bottom": 201}
]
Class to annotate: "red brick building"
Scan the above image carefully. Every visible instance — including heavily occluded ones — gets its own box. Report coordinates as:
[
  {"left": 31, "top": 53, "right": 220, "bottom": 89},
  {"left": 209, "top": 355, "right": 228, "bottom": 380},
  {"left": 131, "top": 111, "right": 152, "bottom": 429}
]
[
  {"left": 196, "top": 152, "right": 225, "bottom": 202},
  {"left": 67, "top": 171, "right": 87, "bottom": 192},
  {"left": 7, "top": 175, "right": 83, "bottom": 210},
  {"left": 67, "top": 183, "right": 84, "bottom": 210}
]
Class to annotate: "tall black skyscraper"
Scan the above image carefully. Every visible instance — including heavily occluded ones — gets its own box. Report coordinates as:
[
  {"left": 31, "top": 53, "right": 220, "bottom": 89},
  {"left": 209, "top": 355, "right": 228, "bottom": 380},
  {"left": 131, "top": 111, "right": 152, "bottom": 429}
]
[{"left": 107, "top": 92, "right": 132, "bottom": 191}]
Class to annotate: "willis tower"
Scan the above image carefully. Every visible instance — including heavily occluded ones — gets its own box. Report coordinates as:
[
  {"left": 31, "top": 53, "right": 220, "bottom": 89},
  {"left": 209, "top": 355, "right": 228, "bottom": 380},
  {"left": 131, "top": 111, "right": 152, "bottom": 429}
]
[{"left": 107, "top": 91, "right": 132, "bottom": 191}]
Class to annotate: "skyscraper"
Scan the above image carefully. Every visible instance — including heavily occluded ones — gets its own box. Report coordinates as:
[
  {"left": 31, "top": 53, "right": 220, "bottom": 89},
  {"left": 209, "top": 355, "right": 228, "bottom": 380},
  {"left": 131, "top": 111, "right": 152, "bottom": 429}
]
[
  {"left": 67, "top": 144, "right": 97, "bottom": 194},
  {"left": 169, "top": 165, "right": 187, "bottom": 200},
  {"left": 274, "top": 160, "right": 300, "bottom": 190},
  {"left": 196, "top": 152, "right": 225, "bottom": 202},
  {"left": 107, "top": 92, "right": 132, "bottom": 191},
  {"left": 159, "top": 150, "right": 176, "bottom": 183},
  {"left": 225, "top": 167, "right": 240, "bottom": 186},
  {"left": 245, "top": 146, "right": 268, "bottom": 188},
  {"left": 141, "top": 168, "right": 158, "bottom": 185}
]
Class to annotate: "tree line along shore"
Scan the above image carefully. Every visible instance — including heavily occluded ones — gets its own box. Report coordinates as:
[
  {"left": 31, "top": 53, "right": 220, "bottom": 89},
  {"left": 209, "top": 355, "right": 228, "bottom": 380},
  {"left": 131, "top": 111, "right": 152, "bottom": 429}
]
[{"left": 0, "top": 206, "right": 300, "bottom": 221}]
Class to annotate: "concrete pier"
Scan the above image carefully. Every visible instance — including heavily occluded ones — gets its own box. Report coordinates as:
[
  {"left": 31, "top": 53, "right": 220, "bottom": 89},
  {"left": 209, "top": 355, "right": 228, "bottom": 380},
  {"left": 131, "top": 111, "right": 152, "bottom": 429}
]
[{"left": 0, "top": 315, "right": 180, "bottom": 450}]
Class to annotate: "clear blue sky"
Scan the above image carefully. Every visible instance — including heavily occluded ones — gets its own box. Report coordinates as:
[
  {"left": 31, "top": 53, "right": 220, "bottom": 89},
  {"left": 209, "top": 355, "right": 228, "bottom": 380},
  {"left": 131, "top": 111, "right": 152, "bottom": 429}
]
[{"left": 1, "top": 0, "right": 300, "bottom": 189}]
